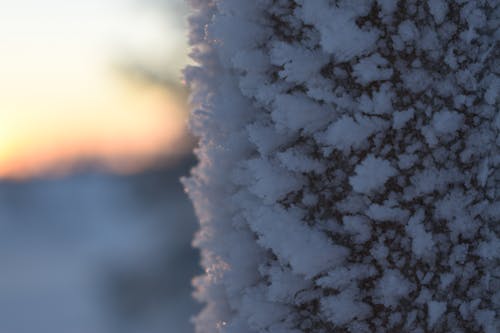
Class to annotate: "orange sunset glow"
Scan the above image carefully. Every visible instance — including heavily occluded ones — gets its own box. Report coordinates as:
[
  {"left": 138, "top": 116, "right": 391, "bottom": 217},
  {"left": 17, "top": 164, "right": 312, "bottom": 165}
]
[{"left": 0, "top": 0, "right": 190, "bottom": 179}]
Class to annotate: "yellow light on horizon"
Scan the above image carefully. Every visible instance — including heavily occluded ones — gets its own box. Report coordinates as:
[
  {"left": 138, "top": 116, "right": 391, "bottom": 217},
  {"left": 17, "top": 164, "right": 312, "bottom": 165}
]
[
  {"left": 0, "top": 79, "right": 189, "bottom": 179},
  {"left": 0, "top": 0, "right": 190, "bottom": 179}
]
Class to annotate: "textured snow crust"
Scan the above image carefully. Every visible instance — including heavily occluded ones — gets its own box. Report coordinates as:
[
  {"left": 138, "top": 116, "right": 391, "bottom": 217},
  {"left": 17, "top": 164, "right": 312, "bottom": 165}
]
[{"left": 184, "top": 0, "right": 499, "bottom": 332}]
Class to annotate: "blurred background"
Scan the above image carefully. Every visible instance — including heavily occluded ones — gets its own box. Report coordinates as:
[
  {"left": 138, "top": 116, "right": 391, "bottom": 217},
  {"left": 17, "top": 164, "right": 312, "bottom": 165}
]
[{"left": 0, "top": 0, "right": 201, "bottom": 332}]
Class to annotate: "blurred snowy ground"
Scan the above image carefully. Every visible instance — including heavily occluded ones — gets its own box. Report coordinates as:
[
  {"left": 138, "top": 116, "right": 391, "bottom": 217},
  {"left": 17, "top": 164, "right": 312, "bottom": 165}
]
[{"left": 0, "top": 158, "right": 200, "bottom": 333}]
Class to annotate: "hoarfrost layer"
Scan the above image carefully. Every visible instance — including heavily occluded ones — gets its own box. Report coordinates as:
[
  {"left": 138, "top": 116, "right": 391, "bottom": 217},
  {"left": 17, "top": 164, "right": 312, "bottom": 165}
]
[{"left": 184, "top": 0, "right": 499, "bottom": 332}]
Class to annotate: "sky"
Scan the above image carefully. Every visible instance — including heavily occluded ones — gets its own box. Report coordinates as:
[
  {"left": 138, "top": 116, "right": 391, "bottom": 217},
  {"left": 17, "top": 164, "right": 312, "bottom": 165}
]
[{"left": 0, "top": 0, "right": 190, "bottom": 179}]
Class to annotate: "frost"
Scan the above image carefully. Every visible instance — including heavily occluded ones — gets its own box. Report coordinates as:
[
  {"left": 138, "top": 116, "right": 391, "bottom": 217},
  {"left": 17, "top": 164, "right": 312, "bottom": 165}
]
[
  {"left": 317, "top": 265, "right": 377, "bottom": 290},
  {"left": 398, "top": 153, "right": 418, "bottom": 169},
  {"left": 475, "top": 310, "right": 498, "bottom": 333},
  {"left": 246, "top": 158, "right": 302, "bottom": 205},
  {"left": 477, "top": 157, "right": 490, "bottom": 187},
  {"left": 277, "top": 148, "right": 325, "bottom": 174},
  {"left": 392, "top": 108, "right": 415, "bottom": 129},
  {"left": 401, "top": 69, "right": 432, "bottom": 93},
  {"left": 375, "top": 270, "right": 414, "bottom": 308},
  {"left": 411, "top": 167, "right": 460, "bottom": 196},
  {"left": 272, "top": 94, "right": 328, "bottom": 133},
  {"left": 240, "top": 289, "right": 291, "bottom": 330},
  {"left": 350, "top": 155, "right": 397, "bottom": 194},
  {"left": 265, "top": 265, "right": 312, "bottom": 303},
  {"left": 247, "top": 123, "right": 292, "bottom": 156},
  {"left": 359, "top": 83, "right": 394, "bottom": 115},
  {"left": 321, "top": 288, "right": 372, "bottom": 325},
  {"left": 250, "top": 206, "right": 350, "bottom": 278},
  {"left": 427, "top": 301, "right": 447, "bottom": 328},
  {"left": 398, "top": 20, "right": 419, "bottom": 42},
  {"left": 322, "top": 115, "right": 381, "bottom": 153},
  {"left": 406, "top": 211, "right": 434, "bottom": 258},
  {"left": 298, "top": 1, "right": 379, "bottom": 61},
  {"left": 484, "top": 76, "right": 499, "bottom": 105},
  {"left": 477, "top": 237, "right": 500, "bottom": 260},
  {"left": 377, "top": 0, "right": 398, "bottom": 16},
  {"left": 353, "top": 54, "right": 393, "bottom": 85},
  {"left": 367, "top": 203, "right": 410, "bottom": 222},
  {"left": 270, "top": 41, "right": 329, "bottom": 83},
  {"left": 185, "top": 0, "right": 499, "bottom": 331},
  {"left": 428, "top": 0, "right": 448, "bottom": 25},
  {"left": 371, "top": 83, "right": 395, "bottom": 114},
  {"left": 343, "top": 215, "right": 371, "bottom": 243},
  {"left": 439, "top": 273, "right": 455, "bottom": 290},
  {"left": 431, "top": 110, "right": 464, "bottom": 135}
]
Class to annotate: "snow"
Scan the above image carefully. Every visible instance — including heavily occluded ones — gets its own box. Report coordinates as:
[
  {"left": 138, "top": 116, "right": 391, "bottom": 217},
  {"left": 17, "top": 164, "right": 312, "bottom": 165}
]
[{"left": 350, "top": 155, "right": 397, "bottom": 194}]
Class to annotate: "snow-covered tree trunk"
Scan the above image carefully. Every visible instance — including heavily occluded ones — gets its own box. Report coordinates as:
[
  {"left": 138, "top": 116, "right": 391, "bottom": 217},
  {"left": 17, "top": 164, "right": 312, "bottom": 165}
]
[{"left": 184, "top": 1, "right": 499, "bottom": 332}]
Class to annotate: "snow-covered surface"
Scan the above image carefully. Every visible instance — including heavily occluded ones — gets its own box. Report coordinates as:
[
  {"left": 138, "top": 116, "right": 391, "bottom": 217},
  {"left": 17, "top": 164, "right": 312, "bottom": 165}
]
[
  {"left": 0, "top": 162, "right": 199, "bottom": 333},
  {"left": 184, "top": 0, "right": 499, "bottom": 332}
]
